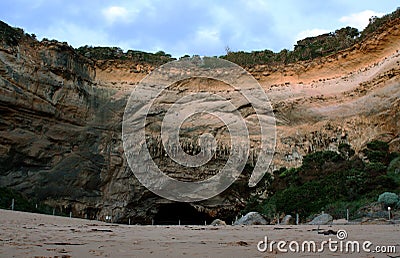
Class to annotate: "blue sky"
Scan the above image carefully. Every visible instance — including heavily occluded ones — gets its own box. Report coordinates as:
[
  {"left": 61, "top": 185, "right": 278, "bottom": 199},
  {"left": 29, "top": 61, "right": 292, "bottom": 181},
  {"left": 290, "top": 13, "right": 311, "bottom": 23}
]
[{"left": 0, "top": 0, "right": 398, "bottom": 57}]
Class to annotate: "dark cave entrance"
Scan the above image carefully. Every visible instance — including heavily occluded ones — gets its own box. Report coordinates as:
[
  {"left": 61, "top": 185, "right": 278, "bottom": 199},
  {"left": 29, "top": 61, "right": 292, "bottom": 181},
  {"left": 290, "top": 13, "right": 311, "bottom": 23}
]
[{"left": 154, "top": 203, "right": 212, "bottom": 225}]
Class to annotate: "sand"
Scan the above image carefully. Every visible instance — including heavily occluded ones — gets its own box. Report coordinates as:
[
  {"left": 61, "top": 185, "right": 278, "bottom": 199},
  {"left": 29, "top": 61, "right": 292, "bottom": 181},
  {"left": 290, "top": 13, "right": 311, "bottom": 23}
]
[{"left": 0, "top": 209, "right": 399, "bottom": 257}]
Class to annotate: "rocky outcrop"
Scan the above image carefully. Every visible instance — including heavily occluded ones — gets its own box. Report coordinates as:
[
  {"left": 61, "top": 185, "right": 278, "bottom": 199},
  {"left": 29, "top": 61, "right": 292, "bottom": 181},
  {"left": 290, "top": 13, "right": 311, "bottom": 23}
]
[
  {"left": 0, "top": 18, "right": 399, "bottom": 223},
  {"left": 308, "top": 214, "right": 333, "bottom": 225},
  {"left": 234, "top": 212, "right": 268, "bottom": 225},
  {"left": 281, "top": 214, "right": 295, "bottom": 225},
  {"left": 210, "top": 219, "right": 227, "bottom": 226}
]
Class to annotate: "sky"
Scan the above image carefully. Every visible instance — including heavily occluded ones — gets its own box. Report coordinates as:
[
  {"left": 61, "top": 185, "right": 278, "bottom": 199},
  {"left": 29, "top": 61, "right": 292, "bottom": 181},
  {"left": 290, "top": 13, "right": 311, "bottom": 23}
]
[{"left": 0, "top": 0, "right": 398, "bottom": 57}]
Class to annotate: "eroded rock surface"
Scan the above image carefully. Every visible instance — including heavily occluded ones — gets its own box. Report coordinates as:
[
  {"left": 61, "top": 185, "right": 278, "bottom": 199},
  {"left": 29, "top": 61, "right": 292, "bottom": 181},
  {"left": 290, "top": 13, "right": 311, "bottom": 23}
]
[{"left": 0, "top": 19, "right": 399, "bottom": 223}]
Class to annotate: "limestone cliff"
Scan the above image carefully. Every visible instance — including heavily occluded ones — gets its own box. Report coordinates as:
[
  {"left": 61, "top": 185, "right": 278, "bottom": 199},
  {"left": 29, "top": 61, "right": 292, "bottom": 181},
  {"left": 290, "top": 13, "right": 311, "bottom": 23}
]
[{"left": 0, "top": 17, "right": 399, "bottom": 223}]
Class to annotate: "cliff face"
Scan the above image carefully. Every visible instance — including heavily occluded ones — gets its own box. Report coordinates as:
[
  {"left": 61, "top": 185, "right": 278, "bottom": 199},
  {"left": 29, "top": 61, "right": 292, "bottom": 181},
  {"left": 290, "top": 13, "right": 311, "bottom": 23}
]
[
  {"left": 0, "top": 19, "right": 399, "bottom": 223},
  {"left": 0, "top": 29, "right": 258, "bottom": 223},
  {"left": 260, "top": 17, "right": 400, "bottom": 170}
]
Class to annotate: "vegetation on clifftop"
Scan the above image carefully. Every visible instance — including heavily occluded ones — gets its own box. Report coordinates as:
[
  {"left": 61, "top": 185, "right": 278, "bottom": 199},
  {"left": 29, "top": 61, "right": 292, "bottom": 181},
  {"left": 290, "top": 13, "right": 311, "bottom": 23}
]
[
  {"left": 0, "top": 21, "right": 176, "bottom": 66},
  {"left": 75, "top": 46, "right": 176, "bottom": 65},
  {"left": 220, "top": 8, "right": 400, "bottom": 67},
  {"left": 1, "top": 8, "right": 399, "bottom": 67},
  {"left": 0, "top": 20, "right": 25, "bottom": 46}
]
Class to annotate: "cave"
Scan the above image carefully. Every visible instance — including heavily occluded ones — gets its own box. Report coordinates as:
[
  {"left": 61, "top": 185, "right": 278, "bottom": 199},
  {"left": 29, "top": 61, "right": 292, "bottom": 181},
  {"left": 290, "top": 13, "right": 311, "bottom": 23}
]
[{"left": 154, "top": 203, "right": 212, "bottom": 225}]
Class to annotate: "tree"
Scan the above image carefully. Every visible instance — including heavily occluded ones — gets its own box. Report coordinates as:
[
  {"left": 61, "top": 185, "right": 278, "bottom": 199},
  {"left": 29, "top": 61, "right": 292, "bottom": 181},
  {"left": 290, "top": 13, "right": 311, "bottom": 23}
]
[
  {"left": 224, "top": 45, "right": 231, "bottom": 55},
  {"left": 155, "top": 50, "right": 166, "bottom": 56},
  {"left": 378, "top": 192, "right": 399, "bottom": 207},
  {"left": 180, "top": 54, "right": 190, "bottom": 59}
]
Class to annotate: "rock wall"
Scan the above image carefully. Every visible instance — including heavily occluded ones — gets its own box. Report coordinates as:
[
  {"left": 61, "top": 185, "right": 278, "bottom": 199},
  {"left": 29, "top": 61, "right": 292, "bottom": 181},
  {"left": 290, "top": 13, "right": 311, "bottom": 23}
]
[
  {"left": 0, "top": 33, "right": 257, "bottom": 223},
  {"left": 0, "top": 19, "right": 399, "bottom": 223}
]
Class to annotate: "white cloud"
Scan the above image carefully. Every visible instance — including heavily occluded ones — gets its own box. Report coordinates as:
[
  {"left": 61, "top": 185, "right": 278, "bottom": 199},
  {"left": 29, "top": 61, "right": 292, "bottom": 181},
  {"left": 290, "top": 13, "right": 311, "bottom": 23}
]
[
  {"left": 241, "top": 0, "right": 269, "bottom": 13},
  {"left": 295, "top": 29, "right": 331, "bottom": 42},
  {"left": 339, "top": 10, "right": 385, "bottom": 30},
  {"left": 192, "top": 27, "right": 223, "bottom": 54},
  {"left": 195, "top": 28, "right": 221, "bottom": 44},
  {"left": 172, "top": 27, "right": 223, "bottom": 56},
  {"left": 102, "top": 6, "right": 134, "bottom": 25}
]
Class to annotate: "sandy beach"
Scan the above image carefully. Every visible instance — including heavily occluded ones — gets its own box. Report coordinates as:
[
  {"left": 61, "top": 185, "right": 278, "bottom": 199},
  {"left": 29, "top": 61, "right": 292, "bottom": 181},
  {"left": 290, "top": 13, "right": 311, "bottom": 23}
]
[{"left": 0, "top": 209, "right": 398, "bottom": 258}]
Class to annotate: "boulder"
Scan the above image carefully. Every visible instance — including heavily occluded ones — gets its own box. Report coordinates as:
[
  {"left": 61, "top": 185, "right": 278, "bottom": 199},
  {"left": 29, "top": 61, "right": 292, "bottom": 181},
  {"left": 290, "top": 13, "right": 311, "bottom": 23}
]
[
  {"left": 210, "top": 219, "right": 226, "bottom": 226},
  {"left": 234, "top": 212, "right": 267, "bottom": 225},
  {"left": 308, "top": 214, "right": 333, "bottom": 225},
  {"left": 281, "top": 215, "right": 295, "bottom": 225}
]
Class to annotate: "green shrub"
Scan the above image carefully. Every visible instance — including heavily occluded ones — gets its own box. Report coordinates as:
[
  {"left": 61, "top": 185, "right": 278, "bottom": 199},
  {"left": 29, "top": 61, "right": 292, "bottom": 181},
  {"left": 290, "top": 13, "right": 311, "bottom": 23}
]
[
  {"left": 0, "top": 21, "right": 24, "bottom": 46},
  {"left": 369, "top": 176, "right": 398, "bottom": 193},
  {"left": 387, "top": 157, "right": 400, "bottom": 184},
  {"left": 323, "top": 198, "right": 373, "bottom": 219},
  {"left": 0, "top": 187, "right": 34, "bottom": 211},
  {"left": 361, "top": 8, "right": 400, "bottom": 39},
  {"left": 364, "top": 150, "right": 388, "bottom": 163},
  {"left": 221, "top": 26, "right": 361, "bottom": 66},
  {"left": 221, "top": 9, "right": 399, "bottom": 67},
  {"left": 301, "top": 151, "right": 342, "bottom": 170},
  {"left": 366, "top": 140, "right": 389, "bottom": 152},
  {"left": 364, "top": 162, "right": 387, "bottom": 175},
  {"left": 246, "top": 140, "right": 400, "bottom": 220},
  {"left": 377, "top": 192, "right": 399, "bottom": 206},
  {"left": 260, "top": 200, "right": 277, "bottom": 219},
  {"left": 388, "top": 152, "right": 400, "bottom": 162},
  {"left": 363, "top": 141, "right": 390, "bottom": 164},
  {"left": 272, "top": 180, "right": 334, "bottom": 215},
  {"left": 0, "top": 187, "right": 66, "bottom": 215},
  {"left": 75, "top": 46, "right": 175, "bottom": 65},
  {"left": 278, "top": 167, "right": 297, "bottom": 178}
]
